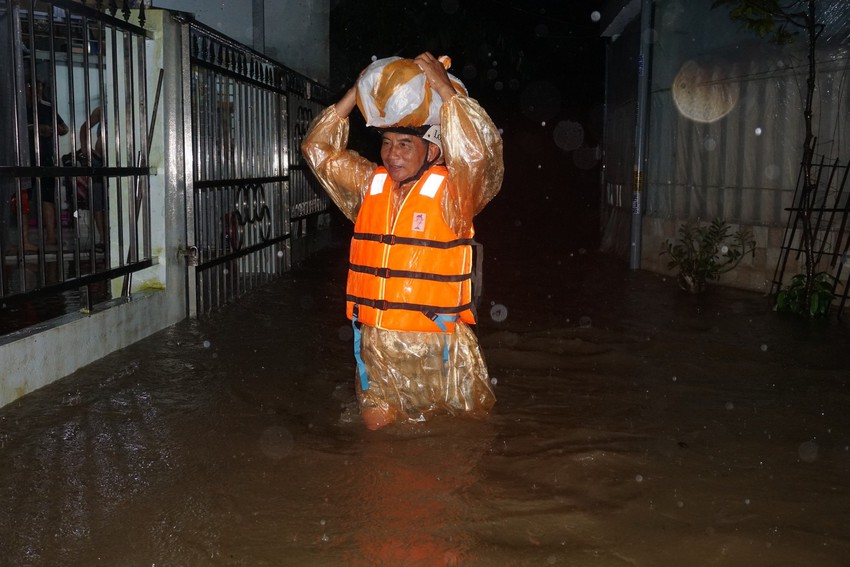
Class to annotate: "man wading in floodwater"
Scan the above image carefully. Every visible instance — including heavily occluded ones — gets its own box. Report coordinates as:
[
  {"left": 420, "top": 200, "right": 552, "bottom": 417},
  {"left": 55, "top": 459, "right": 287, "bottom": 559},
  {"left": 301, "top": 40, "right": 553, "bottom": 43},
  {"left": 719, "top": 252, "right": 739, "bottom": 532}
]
[{"left": 301, "top": 51, "right": 504, "bottom": 430}]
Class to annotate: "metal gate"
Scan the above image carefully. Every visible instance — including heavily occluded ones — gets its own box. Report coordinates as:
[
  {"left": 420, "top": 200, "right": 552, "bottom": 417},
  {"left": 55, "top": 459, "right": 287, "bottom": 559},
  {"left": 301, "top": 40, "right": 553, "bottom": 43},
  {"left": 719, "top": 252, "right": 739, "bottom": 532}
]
[
  {"left": 0, "top": 0, "right": 153, "bottom": 317},
  {"left": 182, "top": 20, "right": 329, "bottom": 317}
]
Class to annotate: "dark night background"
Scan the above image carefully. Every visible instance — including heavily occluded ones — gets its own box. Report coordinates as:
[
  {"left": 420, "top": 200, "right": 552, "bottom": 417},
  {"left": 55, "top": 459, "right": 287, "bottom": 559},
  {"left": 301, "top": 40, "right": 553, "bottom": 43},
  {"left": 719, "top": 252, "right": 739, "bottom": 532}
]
[{"left": 328, "top": 0, "right": 608, "bottom": 252}]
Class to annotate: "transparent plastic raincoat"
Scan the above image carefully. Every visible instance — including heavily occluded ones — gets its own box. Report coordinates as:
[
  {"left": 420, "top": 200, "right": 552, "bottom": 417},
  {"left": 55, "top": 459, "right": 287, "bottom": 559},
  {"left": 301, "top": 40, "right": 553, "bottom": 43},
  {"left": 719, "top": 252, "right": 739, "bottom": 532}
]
[{"left": 301, "top": 80, "right": 504, "bottom": 428}]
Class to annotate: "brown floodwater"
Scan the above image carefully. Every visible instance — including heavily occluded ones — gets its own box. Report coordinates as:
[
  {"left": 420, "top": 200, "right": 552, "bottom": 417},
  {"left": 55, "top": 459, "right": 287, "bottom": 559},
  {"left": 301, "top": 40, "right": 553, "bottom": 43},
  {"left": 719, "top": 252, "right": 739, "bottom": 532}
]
[{"left": 2, "top": 217, "right": 850, "bottom": 566}]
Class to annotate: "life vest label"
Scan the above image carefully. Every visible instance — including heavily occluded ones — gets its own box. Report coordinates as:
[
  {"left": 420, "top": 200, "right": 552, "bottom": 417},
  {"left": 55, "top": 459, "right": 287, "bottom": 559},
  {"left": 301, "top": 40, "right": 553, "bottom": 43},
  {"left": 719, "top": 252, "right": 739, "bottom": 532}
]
[{"left": 412, "top": 212, "right": 426, "bottom": 232}]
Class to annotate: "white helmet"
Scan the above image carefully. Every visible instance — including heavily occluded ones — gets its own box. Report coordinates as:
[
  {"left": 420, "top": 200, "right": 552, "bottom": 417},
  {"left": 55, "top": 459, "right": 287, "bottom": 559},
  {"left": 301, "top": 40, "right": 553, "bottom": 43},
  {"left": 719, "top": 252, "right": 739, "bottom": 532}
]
[{"left": 421, "top": 125, "right": 442, "bottom": 153}]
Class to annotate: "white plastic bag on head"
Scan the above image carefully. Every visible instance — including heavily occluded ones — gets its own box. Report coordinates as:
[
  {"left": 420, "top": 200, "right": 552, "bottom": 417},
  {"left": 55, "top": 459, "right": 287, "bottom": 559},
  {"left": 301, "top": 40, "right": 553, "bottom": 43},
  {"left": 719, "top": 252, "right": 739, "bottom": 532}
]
[{"left": 355, "top": 55, "right": 467, "bottom": 128}]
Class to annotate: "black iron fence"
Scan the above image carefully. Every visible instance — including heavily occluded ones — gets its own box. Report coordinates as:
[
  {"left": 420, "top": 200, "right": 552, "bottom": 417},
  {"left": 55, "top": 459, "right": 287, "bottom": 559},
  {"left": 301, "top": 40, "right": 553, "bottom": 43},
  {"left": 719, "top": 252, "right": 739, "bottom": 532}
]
[
  {"left": 1, "top": 1, "right": 333, "bottom": 330},
  {"left": 183, "top": 20, "right": 330, "bottom": 316},
  {"left": 1, "top": 0, "right": 152, "bottom": 315},
  {"left": 771, "top": 155, "right": 850, "bottom": 317}
]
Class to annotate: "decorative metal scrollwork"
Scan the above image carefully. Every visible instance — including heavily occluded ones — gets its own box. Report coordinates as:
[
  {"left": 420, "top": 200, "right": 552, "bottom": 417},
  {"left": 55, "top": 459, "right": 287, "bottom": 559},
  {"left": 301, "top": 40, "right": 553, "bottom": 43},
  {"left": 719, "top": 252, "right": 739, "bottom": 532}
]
[{"left": 230, "top": 183, "right": 272, "bottom": 249}]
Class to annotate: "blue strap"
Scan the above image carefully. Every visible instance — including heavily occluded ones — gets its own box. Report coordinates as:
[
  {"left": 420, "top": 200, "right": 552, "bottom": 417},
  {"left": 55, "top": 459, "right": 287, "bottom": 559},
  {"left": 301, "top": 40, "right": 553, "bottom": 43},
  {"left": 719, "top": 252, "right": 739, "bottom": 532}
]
[
  {"left": 429, "top": 314, "right": 458, "bottom": 373},
  {"left": 352, "top": 308, "right": 369, "bottom": 390}
]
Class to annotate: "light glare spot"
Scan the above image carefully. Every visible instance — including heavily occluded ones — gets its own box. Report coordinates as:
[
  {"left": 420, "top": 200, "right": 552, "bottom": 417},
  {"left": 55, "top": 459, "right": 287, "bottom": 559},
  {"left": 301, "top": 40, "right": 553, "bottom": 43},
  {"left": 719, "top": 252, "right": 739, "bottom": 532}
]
[
  {"left": 554, "top": 120, "right": 584, "bottom": 151},
  {"left": 490, "top": 303, "right": 508, "bottom": 322},
  {"left": 338, "top": 325, "right": 353, "bottom": 341},
  {"left": 798, "top": 440, "right": 819, "bottom": 462}
]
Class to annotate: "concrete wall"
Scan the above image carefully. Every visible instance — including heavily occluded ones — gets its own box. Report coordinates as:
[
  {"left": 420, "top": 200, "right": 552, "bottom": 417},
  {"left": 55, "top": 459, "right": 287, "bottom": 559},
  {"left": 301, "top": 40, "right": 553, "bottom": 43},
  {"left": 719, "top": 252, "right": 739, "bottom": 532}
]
[
  {"left": 264, "top": 0, "right": 328, "bottom": 85},
  {"left": 0, "top": 291, "right": 177, "bottom": 404},
  {"left": 153, "top": 0, "right": 329, "bottom": 84},
  {"left": 640, "top": 218, "right": 796, "bottom": 294}
]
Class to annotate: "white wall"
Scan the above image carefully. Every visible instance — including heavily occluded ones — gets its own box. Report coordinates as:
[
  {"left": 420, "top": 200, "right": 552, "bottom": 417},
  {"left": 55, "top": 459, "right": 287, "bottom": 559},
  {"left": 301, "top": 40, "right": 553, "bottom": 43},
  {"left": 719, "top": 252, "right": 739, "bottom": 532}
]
[
  {"left": 264, "top": 0, "right": 329, "bottom": 85},
  {"left": 153, "top": 0, "right": 329, "bottom": 84}
]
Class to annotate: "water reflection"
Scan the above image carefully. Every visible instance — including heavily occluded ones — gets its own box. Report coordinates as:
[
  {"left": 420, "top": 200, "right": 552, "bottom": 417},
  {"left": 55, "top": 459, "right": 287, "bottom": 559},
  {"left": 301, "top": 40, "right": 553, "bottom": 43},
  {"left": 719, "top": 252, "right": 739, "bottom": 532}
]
[{"left": 341, "top": 421, "right": 493, "bottom": 566}]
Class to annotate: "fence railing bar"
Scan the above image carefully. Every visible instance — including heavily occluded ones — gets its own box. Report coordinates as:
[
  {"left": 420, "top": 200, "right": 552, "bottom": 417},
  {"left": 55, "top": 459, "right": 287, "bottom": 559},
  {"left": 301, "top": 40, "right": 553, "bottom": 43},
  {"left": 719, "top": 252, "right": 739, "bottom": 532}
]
[
  {"left": 827, "top": 164, "right": 850, "bottom": 268},
  {"left": 812, "top": 158, "right": 841, "bottom": 265},
  {"left": 773, "top": 154, "right": 850, "bottom": 319}
]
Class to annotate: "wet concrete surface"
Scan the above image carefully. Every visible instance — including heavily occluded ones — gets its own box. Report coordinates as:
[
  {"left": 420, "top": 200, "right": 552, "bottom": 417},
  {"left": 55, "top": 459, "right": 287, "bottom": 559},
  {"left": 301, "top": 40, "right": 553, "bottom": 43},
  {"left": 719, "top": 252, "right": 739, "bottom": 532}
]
[{"left": 2, "top": 212, "right": 850, "bottom": 566}]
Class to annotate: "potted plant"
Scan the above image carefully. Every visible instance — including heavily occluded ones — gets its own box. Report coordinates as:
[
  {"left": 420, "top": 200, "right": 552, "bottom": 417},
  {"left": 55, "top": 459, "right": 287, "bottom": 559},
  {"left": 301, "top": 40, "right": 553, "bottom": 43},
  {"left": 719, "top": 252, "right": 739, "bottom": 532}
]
[{"left": 661, "top": 218, "right": 756, "bottom": 293}]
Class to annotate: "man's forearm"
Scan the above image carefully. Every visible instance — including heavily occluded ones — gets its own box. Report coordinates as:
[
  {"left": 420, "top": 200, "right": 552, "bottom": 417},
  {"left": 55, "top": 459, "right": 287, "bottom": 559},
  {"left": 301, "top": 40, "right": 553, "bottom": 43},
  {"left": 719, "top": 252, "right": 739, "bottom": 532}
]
[{"left": 335, "top": 86, "right": 357, "bottom": 119}]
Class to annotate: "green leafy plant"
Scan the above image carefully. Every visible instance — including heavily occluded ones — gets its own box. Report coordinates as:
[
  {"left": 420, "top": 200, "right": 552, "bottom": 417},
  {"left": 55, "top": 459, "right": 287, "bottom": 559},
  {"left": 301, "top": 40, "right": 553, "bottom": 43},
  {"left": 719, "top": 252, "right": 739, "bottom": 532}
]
[
  {"left": 774, "top": 272, "right": 838, "bottom": 317},
  {"left": 661, "top": 218, "right": 756, "bottom": 294}
]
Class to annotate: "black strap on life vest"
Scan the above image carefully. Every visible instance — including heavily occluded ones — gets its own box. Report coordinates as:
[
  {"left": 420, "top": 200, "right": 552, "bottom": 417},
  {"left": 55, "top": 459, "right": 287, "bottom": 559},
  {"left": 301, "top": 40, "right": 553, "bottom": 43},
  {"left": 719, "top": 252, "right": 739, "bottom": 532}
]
[
  {"left": 471, "top": 240, "right": 484, "bottom": 319},
  {"left": 346, "top": 295, "right": 472, "bottom": 315},
  {"left": 348, "top": 263, "right": 471, "bottom": 283},
  {"left": 352, "top": 232, "right": 475, "bottom": 249}
]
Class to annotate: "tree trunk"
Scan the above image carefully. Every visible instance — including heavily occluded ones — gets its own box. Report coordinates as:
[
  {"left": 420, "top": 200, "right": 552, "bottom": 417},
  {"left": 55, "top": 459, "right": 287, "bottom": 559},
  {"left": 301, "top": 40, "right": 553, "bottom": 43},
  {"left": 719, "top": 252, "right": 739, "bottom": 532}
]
[{"left": 800, "top": 0, "right": 817, "bottom": 316}]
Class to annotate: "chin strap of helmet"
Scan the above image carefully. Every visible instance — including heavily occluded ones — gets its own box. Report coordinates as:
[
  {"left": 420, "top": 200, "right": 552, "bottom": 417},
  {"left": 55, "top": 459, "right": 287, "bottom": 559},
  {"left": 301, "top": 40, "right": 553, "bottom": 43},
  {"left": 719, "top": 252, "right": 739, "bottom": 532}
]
[{"left": 398, "top": 146, "right": 438, "bottom": 185}]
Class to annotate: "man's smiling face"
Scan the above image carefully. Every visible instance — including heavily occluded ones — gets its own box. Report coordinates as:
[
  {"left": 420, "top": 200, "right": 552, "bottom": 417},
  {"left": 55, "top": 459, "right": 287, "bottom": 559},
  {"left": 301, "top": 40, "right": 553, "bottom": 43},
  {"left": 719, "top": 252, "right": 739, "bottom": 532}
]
[{"left": 380, "top": 131, "right": 433, "bottom": 183}]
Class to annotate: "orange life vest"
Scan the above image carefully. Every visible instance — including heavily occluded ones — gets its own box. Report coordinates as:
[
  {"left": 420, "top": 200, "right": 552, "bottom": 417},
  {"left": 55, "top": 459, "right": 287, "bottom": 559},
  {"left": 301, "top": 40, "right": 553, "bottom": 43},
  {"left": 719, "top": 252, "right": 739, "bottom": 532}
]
[{"left": 346, "top": 165, "right": 476, "bottom": 333}]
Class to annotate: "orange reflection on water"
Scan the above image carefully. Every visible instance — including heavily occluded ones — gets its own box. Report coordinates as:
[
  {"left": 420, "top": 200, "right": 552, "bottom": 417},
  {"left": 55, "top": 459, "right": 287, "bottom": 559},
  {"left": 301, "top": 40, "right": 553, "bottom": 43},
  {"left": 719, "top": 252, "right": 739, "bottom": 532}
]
[{"left": 344, "top": 420, "right": 494, "bottom": 566}]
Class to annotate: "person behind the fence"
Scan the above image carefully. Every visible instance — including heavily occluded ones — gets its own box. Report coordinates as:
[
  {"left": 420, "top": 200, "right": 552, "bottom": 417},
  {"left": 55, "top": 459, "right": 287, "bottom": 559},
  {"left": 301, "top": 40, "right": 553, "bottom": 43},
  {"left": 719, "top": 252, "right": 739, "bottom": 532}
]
[
  {"left": 78, "top": 106, "right": 107, "bottom": 249},
  {"left": 301, "top": 51, "right": 504, "bottom": 430},
  {"left": 24, "top": 76, "right": 69, "bottom": 251}
]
